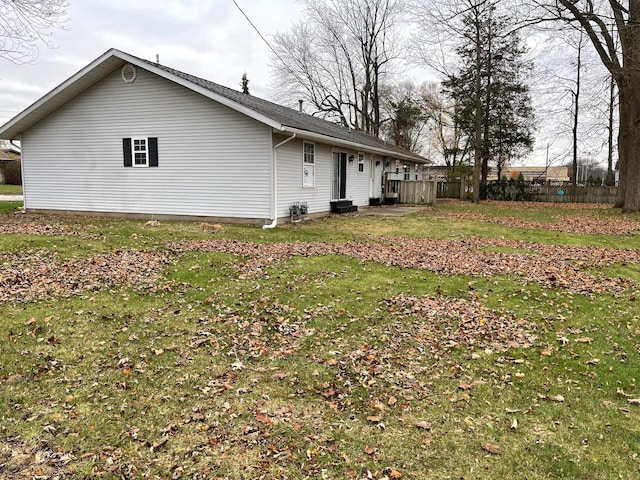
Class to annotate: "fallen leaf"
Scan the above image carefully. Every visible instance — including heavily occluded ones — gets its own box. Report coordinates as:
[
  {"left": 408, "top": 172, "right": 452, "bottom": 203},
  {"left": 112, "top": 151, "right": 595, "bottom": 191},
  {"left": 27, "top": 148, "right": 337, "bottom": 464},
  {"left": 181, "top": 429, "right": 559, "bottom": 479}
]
[
  {"left": 481, "top": 442, "right": 501, "bottom": 454},
  {"left": 150, "top": 437, "right": 168, "bottom": 451},
  {"left": 256, "top": 413, "right": 272, "bottom": 425},
  {"left": 413, "top": 420, "right": 432, "bottom": 430},
  {"left": 575, "top": 337, "right": 593, "bottom": 344},
  {"left": 322, "top": 388, "right": 338, "bottom": 399},
  {"left": 551, "top": 394, "right": 565, "bottom": 403},
  {"left": 628, "top": 398, "right": 640, "bottom": 405}
]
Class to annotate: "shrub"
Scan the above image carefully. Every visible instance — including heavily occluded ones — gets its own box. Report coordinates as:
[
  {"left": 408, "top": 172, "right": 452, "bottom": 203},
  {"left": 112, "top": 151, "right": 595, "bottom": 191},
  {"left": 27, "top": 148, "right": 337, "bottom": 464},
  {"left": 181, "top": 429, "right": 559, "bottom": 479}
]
[{"left": 1, "top": 159, "right": 22, "bottom": 185}]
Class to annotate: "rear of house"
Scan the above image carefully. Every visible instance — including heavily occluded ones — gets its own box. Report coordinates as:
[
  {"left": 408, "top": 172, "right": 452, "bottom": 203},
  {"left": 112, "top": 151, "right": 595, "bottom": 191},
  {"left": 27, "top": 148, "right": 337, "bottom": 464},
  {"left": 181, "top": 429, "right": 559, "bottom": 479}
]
[{"left": 0, "top": 49, "right": 428, "bottom": 224}]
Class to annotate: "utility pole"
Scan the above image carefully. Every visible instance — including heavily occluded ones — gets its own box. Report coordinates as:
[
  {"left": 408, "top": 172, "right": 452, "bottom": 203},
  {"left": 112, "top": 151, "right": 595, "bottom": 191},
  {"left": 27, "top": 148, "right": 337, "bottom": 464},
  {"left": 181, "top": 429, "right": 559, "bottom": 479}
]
[{"left": 545, "top": 143, "right": 549, "bottom": 182}]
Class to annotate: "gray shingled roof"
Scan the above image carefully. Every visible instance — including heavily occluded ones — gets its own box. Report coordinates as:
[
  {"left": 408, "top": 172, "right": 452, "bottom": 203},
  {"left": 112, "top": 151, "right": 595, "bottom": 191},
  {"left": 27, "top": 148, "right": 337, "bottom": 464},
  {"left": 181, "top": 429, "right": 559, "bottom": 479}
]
[
  {"left": 134, "top": 55, "right": 428, "bottom": 163},
  {"left": 0, "top": 48, "right": 428, "bottom": 163}
]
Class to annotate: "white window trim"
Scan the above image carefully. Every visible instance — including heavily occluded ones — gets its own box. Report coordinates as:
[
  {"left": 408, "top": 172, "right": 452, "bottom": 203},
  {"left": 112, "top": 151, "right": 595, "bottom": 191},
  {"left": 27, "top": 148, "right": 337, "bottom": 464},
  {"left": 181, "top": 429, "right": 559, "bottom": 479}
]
[
  {"left": 357, "top": 152, "right": 365, "bottom": 174},
  {"left": 303, "top": 141, "right": 315, "bottom": 188},
  {"left": 132, "top": 137, "right": 149, "bottom": 167}
]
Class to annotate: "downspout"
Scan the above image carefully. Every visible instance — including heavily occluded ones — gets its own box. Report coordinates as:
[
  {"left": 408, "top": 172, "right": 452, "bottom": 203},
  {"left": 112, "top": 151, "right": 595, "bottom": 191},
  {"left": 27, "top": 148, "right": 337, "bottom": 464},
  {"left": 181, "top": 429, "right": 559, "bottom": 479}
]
[
  {"left": 18, "top": 134, "right": 25, "bottom": 211},
  {"left": 263, "top": 132, "right": 296, "bottom": 229}
]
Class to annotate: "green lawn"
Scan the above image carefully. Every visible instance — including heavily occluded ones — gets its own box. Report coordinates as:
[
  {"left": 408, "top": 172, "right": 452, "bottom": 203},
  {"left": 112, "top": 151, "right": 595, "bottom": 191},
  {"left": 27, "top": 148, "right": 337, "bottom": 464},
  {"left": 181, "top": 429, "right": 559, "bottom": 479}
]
[
  {"left": 0, "top": 202, "right": 639, "bottom": 479},
  {"left": 0, "top": 184, "right": 22, "bottom": 195}
]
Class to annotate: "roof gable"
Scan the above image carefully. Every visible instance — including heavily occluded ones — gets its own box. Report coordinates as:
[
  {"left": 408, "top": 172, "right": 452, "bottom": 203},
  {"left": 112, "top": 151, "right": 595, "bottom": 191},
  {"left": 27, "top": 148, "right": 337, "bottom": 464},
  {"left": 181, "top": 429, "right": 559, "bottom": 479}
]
[{"left": 0, "top": 48, "right": 427, "bottom": 162}]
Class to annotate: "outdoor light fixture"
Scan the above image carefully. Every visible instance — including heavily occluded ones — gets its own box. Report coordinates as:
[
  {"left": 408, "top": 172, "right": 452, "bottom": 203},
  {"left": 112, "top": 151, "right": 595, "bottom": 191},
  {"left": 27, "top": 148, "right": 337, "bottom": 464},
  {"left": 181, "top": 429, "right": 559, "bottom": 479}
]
[{"left": 348, "top": 155, "right": 355, "bottom": 163}]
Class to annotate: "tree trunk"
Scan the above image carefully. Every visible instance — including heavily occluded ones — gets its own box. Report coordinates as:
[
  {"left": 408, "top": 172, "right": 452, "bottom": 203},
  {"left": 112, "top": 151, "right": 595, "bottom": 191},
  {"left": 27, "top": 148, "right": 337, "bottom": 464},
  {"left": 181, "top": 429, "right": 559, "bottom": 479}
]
[
  {"left": 472, "top": 11, "right": 483, "bottom": 204},
  {"left": 617, "top": 77, "right": 640, "bottom": 212},
  {"left": 571, "top": 32, "right": 582, "bottom": 185},
  {"left": 606, "top": 75, "right": 616, "bottom": 186},
  {"left": 617, "top": 4, "right": 640, "bottom": 212}
]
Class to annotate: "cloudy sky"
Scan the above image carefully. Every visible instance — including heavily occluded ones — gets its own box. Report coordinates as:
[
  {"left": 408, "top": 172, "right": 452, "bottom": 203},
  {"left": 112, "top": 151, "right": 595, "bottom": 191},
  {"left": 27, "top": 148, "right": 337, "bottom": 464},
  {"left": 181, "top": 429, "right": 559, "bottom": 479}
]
[
  {"left": 0, "top": 0, "right": 309, "bottom": 125},
  {"left": 0, "top": 1, "right": 612, "bottom": 169}
]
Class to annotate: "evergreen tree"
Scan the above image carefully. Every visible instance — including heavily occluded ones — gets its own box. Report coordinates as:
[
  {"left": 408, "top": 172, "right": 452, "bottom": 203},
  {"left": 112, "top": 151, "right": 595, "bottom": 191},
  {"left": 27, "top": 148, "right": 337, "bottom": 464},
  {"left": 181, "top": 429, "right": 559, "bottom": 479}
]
[
  {"left": 442, "top": 6, "right": 534, "bottom": 186},
  {"left": 381, "top": 81, "right": 431, "bottom": 153}
]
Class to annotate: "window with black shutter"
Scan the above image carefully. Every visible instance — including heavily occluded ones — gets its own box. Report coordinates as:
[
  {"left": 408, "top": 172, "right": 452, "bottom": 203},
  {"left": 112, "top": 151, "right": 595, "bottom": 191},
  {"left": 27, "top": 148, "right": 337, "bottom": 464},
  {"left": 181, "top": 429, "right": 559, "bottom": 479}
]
[{"left": 123, "top": 137, "right": 158, "bottom": 168}]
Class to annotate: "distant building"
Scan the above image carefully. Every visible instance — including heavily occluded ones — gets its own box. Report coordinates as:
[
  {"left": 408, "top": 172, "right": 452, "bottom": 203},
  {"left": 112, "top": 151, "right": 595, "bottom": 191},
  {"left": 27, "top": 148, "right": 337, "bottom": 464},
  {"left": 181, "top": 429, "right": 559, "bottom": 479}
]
[{"left": 488, "top": 166, "right": 569, "bottom": 183}]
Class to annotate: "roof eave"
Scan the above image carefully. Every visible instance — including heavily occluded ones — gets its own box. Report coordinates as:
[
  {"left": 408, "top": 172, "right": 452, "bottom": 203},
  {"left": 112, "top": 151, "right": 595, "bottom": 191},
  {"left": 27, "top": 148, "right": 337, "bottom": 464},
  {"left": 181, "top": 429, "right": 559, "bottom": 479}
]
[
  {"left": 113, "top": 51, "right": 284, "bottom": 131},
  {"left": 280, "top": 126, "right": 429, "bottom": 163},
  {"left": 0, "top": 48, "right": 285, "bottom": 140},
  {"left": 0, "top": 49, "right": 128, "bottom": 139}
]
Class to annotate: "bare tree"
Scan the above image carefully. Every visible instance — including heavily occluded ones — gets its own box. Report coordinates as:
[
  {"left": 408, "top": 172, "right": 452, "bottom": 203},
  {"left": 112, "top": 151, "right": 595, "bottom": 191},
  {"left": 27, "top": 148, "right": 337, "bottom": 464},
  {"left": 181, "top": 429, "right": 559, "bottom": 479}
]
[
  {"left": 531, "top": 0, "right": 640, "bottom": 212},
  {"left": 527, "top": 23, "right": 616, "bottom": 182},
  {"left": 423, "top": 86, "right": 473, "bottom": 170},
  {"left": 416, "top": 0, "right": 533, "bottom": 202},
  {"left": 270, "top": 0, "right": 407, "bottom": 136},
  {"left": 606, "top": 73, "right": 617, "bottom": 185},
  {"left": 570, "top": 28, "right": 584, "bottom": 185},
  {"left": 0, "top": 0, "right": 68, "bottom": 63}
]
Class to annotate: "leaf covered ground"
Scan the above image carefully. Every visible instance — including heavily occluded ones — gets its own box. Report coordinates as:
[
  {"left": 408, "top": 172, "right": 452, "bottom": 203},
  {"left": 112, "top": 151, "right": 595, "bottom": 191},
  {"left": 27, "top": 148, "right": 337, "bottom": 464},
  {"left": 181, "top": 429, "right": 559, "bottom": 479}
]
[{"left": 0, "top": 202, "right": 639, "bottom": 479}]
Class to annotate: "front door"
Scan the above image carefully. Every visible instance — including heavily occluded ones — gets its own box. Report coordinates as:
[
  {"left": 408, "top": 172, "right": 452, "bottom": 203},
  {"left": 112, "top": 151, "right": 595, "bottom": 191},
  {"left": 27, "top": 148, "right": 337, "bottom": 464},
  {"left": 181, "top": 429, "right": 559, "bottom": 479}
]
[{"left": 332, "top": 151, "right": 347, "bottom": 200}]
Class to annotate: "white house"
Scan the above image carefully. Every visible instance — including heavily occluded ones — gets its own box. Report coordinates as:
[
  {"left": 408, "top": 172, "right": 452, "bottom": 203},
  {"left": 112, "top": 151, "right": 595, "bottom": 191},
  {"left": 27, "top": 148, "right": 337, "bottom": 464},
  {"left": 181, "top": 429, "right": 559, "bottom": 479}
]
[{"left": 0, "top": 48, "right": 428, "bottom": 225}]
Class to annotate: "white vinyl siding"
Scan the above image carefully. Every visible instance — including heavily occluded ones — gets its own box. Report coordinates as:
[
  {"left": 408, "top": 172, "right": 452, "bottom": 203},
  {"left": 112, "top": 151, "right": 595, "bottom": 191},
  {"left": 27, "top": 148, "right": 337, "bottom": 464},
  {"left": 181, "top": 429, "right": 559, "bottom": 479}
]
[
  {"left": 276, "top": 137, "right": 331, "bottom": 218},
  {"left": 21, "top": 68, "right": 272, "bottom": 220},
  {"left": 275, "top": 137, "right": 374, "bottom": 218}
]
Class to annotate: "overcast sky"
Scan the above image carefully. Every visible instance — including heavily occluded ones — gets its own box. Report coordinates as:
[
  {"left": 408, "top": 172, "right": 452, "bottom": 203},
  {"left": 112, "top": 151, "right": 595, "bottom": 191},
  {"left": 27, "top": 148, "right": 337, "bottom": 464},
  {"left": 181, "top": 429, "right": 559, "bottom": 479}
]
[
  {"left": 0, "top": 1, "right": 613, "bottom": 169},
  {"left": 0, "top": 0, "right": 308, "bottom": 125}
]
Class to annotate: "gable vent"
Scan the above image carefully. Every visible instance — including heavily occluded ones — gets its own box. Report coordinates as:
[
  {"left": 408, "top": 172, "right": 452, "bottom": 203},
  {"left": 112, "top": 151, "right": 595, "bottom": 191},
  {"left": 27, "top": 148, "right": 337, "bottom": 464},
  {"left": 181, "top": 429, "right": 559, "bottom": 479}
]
[{"left": 121, "top": 64, "right": 137, "bottom": 84}]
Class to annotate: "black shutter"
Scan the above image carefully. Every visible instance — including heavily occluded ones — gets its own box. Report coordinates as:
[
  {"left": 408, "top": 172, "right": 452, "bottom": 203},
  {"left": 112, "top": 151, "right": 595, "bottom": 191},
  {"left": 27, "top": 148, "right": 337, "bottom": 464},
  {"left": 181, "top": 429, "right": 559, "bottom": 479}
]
[
  {"left": 148, "top": 137, "right": 158, "bottom": 167},
  {"left": 123, "top": 138, "right": 132, "bottom": 167}
]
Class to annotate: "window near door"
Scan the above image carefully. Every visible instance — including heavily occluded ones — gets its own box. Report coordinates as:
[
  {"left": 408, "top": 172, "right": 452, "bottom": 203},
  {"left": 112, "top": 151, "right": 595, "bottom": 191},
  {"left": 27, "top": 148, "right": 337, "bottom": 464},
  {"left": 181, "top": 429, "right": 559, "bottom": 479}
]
[
  {"left": 303, "top": 142, "right": 315, "bottom": 187},
  {"left": 358, "top": 152, "right": 365, "bottom": 173},
  {"left": 123, "top": 137, "right": 159, "bottom": 168},
  {"left": 404, "top": 164, "right": 411, "bottom": 180}
]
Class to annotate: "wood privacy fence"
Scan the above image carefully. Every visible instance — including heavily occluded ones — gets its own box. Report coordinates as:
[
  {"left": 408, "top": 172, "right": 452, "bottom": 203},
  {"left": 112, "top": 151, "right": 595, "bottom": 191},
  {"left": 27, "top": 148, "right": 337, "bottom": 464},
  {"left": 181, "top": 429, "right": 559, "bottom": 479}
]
[
  {"left": 487, "top": 182, "right": 618, "bottom": 204},
  {"left": 385, "top": 179, "right": 438, "bottom": 205},
  {"left": 437, "top": 176, "right": 467, "bottom": 200},
  {"left": 526, "top": 184, "right": 617, "bottom": 203}
]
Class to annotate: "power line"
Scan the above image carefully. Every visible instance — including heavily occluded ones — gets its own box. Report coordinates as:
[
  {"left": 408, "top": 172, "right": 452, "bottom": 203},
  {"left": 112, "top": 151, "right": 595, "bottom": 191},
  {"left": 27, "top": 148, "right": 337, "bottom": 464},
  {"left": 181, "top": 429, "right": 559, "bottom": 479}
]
[{"left": 231, "top": 0, "right": 305, "bottom": 90}]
